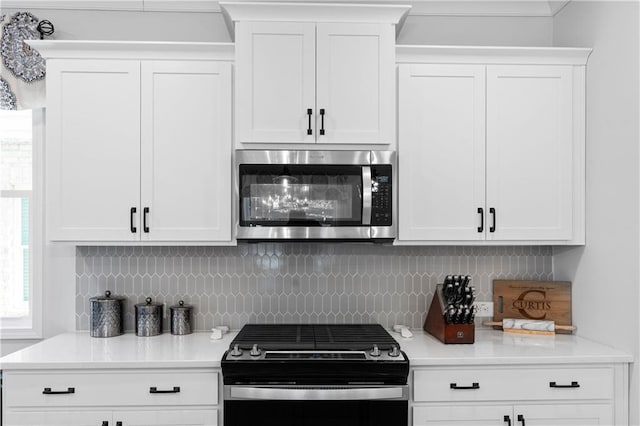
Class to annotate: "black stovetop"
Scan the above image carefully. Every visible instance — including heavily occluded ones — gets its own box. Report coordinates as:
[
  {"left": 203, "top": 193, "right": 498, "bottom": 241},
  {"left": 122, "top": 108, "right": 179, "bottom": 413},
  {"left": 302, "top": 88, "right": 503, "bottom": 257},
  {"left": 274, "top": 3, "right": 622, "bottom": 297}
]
[{"left": 230, "top": 323, "right": 399, "bottom": 351}]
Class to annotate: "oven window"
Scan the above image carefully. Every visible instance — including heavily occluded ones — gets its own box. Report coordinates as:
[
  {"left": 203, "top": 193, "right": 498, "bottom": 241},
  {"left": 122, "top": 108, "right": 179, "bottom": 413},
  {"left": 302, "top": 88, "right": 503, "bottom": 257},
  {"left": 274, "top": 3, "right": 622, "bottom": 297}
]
[
  {"left": 224, "top": 400, "right": 407, "bottom": 426},
  {"left": 239, "top": 165, "right": 363, "bottom": 226}
]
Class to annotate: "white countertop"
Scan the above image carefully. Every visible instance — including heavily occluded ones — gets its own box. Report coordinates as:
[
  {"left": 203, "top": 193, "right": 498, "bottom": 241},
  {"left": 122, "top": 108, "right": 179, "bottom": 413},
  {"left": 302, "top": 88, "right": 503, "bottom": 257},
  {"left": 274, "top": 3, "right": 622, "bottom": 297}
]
[
  {"left": 0, "top": 331, "right": 237, "bottom": 370},
  {"left": 0, "top": 329, "right": 632, "bottom": 371}
]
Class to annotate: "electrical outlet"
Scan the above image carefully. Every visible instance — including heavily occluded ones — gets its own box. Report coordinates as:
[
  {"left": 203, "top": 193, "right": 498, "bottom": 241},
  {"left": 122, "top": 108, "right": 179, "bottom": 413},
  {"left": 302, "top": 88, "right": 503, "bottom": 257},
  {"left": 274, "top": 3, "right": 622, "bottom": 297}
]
[{"left": 474, "top": 302, "right": 493, "bottom": 317}]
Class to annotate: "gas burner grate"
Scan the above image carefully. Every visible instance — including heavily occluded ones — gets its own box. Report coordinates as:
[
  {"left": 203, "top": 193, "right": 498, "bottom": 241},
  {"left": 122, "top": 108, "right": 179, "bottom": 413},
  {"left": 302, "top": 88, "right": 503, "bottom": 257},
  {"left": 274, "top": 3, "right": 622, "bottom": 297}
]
[{"left": 230, "top": 324, "right": 398, "bottom": 351}]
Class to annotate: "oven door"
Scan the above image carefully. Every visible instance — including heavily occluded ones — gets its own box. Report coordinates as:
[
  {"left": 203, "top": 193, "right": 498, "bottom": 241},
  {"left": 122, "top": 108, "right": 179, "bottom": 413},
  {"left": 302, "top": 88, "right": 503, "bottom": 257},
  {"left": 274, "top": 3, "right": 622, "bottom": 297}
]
[
  {"left": 236, "top": 151, "right": 372, "bottom": 240},
  {"left": 224, "top": 385, "right": 409, "bottom": 426}
]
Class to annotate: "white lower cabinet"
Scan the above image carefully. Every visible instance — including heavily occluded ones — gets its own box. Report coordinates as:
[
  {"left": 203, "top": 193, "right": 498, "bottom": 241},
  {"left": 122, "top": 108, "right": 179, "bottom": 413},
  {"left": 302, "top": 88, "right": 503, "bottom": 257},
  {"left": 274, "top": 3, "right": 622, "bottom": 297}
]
[
  {"left": 2, "top": 369, "right": 220, "bottom": 426},
  {"left": 414, "top": 404, "right": 612, "bottom": 426},
  {"left": 411, "top": 365, "right": 626, "bottom": 426}
]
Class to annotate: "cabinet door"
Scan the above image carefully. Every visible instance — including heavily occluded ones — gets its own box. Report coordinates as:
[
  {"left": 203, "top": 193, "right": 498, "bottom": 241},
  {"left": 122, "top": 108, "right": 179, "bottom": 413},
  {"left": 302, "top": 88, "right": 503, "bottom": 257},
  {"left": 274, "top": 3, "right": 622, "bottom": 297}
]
[
  {"left": 413, "top": 405, "right": 511, "bottom": 425},
  {"left": 140, "top": 61, "right": 232, "bottom": 242},
  {"left": 115, "top": 409, "right": 217, "bottom": 426},
  {"left": 398, "top": 64, "right": 486, "bottom": 241},
  {"left": 486, "top": 65, "right": 573, "bottom": 241},
  {"left": 4, "top": 410, "right": 111, "bottom": 425},
  {"left": 46, "top": 60, "right": 141, "bottom": 241},
  {"left": 236, "top": 21, "right": 315, "bottom": 143},
  {"left": 316, "top": 23, "right": 394, "bottom": 144},
  {"left": 514, "top": 404, "right": 613, "bottom": 425}
]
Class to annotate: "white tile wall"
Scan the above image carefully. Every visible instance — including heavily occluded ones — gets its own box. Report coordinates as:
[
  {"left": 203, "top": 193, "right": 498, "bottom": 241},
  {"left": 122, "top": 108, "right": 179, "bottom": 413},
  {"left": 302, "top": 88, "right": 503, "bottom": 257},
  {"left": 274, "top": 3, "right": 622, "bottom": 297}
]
[{"left": 76, "top": 244, "right": 553, "bottom": 331}]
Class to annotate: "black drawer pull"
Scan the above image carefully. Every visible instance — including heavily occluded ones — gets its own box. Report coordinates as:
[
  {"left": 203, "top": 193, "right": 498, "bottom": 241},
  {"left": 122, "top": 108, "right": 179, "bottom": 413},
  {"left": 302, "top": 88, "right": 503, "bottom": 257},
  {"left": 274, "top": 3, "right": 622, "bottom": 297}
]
[
  {"left": 307, "top": 108, "right": 313, "bottom": 135},
  {"left": 504, "top": 415, "right": 512, "bottom": 426},
  {"left": 450, "top": 382, "right": 479, "bottom": 390},
  {"left": 319, "top": 108, "right": 325, "bottom": 135},
  {"left": 143, "top": 207, "right": 150, "bottom": 233},
  {"left": 477, "top": 207, "right": 484, "bottom": 232},
  {"left": 116, "top": 422, "right": 122, "bottom": 426},
  {"left": 549, "top": 381, "right": 580, "bottom": 388},
  {"left": 43, "top": 387, "right": 75, "bottom": 395},
  {"left": 489, "top": 207, "right": 496, "bottom": 232},
  {"left": 102, "top": 422, "right": 109, "bottom": 426},
  {"left": 150, "top": 386, "right": 180, "bottom": 394},
  {"left": 130, "top": 207, "right": 137, "bottom": 233},
  {"left": 517, "top": 414, "right": 526, "bottom": 426}
]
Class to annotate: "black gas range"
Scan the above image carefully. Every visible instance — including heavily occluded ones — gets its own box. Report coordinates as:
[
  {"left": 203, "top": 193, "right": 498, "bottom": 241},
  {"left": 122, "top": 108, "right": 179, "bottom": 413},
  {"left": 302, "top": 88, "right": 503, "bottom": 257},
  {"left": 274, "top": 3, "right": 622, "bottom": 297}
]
[{"left": 221, "top": 324, "right": 409, "bottom": 426}]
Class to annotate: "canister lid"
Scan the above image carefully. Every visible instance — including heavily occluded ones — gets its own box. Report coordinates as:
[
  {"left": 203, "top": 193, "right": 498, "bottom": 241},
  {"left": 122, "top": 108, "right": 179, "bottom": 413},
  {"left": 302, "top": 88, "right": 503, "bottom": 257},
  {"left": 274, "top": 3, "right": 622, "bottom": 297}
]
[
  {"left": 136, "top": 297, "right": 162, "bottom": 307},
  {"left": 170, "top": 300, "right": 192, "bottom": 311},
  {"left": 90, "top": 290, "right": 125, "bottom": 302}
]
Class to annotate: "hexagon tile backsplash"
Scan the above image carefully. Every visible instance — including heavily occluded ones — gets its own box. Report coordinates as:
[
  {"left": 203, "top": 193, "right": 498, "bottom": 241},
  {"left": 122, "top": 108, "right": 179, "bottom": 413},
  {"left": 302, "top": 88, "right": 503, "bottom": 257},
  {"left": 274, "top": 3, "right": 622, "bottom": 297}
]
[{"left": 76, "top": 244, "right": 553, "bottom": 331}]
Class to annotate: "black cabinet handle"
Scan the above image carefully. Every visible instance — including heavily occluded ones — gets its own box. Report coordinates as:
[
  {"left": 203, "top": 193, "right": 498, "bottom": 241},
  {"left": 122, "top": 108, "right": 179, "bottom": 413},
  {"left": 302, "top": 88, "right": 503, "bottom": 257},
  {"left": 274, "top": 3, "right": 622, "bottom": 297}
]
[
  {"left": 143, "top": 207, "right": 149, "bottom": 233},
  {"left": 130, "top": 207, "right": 137, "bottom": 233},
  {"left": 549, "top": 381, "right": 580, "bottom": 388},
  {"left": 116, "top": 423, "right": 122, "bottom": 426},
  {"left": 307, "top": 108, "right": 313, "bottom": 135},
  {"left": 504, "top": 415, "right": 512, "bottom": 426},
  {"left": 477, "top": 207, "right": 484, "bottom": 233},
  {"left": 450, "top": 382, "right": 479, "bottom": 390},
  {"left": 517, "top": 414, "right": 525, "bottom": 426},
  {"left": 319, "top": 108, "right": 325, "bottom": 135},
  {"left": 102, "top": 422, "right": 109, "bottom": 426},
  {"left": 149, "top": 386, "right": 180, "bottom": 394},
  {"left": 489, "top": 207, "right": 496, "bottom": 232},
  {"left": 43, "top": 387, "right": 75, "bottom": 395}
]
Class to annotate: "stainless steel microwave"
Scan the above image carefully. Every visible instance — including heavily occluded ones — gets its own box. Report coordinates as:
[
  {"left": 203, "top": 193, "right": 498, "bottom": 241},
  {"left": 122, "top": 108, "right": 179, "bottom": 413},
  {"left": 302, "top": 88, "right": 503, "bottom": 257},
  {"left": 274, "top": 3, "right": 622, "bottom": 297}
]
[{"left": 235, "top": 150, "right": 396, "bottom": 241}]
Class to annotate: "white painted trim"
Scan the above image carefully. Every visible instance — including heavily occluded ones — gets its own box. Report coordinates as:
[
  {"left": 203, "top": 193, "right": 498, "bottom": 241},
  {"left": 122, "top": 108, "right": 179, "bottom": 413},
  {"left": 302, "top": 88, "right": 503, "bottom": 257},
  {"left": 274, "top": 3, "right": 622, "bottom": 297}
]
[
  {"left": 3, "top": 0, "right": 572, "bottom": 17},
  {"left": 396, "top": 45, "right": 592, "bottom": 65},
  {"left": 220, "top": 2, "right": 411, "bottom": 40},
  {"left": 0, "top": 109, "right": 44, "bottom": 341},
  {"left": 3, "top": 0, "right": 143, "bottom": 11},
  {"left": 26, "top": 40, "right": 235, "bottom": 61}
]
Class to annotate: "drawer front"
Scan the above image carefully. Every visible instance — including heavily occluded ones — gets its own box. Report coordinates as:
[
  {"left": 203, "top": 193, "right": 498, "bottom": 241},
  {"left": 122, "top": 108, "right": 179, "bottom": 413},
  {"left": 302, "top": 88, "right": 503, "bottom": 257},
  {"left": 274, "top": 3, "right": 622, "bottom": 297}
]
[
  {"left": 4, "top": 369, "right": 219, "bottom": 408},
  {"left": 413, "top": 366, "right": 613, "bottom": 402}
]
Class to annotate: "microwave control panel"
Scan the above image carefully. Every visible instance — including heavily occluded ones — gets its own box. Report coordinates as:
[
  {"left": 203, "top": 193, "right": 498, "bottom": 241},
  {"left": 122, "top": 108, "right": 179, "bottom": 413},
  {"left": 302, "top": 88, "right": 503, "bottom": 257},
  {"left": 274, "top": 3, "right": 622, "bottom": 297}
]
[{"left": 371, "top": 165, "right": 392, "bottom": 226}]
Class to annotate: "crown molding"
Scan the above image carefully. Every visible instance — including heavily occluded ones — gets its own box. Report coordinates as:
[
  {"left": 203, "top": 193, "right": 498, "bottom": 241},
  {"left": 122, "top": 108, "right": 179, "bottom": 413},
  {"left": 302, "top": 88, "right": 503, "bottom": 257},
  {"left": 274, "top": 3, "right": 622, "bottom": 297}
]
[
  {"left": 396, "top": 44, "right": 592, "bottom": 65},
  {"left": 26, "top": 40, "right": 235, "bottom": 60},
  {"left": 4, "top": 0, "right": 572, "bottom": 17}
]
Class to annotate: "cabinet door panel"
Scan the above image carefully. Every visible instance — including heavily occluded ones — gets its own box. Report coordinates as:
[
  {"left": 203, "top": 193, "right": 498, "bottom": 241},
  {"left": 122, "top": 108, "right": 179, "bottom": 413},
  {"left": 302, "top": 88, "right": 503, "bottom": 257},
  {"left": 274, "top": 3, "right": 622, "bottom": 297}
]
[
  {"left": 141, "top": 61, "right": 232, "bottom": 241},
  {"left": 514, "top": 404, "right": 613, "bottom": 425},
  {"left": 236, "top": 21, "right": 315, "bottom": 143},
  {"left": 115, "top": 409, "right": 217, "bottom": 426},
  {"left": 4, "top": 410, "right": 111, "bottom": 426},
  {"left": 413, "top": 405, "right": 511, "bottom": 425},
  {"left": 398, "top": 64, "right": 486, "bottom": 241},
  {"left": 486, "top": 65, "right": 573, "bottom": 240},
  {"left": 316, "top": 23, "right": 394, "bottom": 144},
  {"left": 46, "top": 60, "right": 141, "bottom": 241}
]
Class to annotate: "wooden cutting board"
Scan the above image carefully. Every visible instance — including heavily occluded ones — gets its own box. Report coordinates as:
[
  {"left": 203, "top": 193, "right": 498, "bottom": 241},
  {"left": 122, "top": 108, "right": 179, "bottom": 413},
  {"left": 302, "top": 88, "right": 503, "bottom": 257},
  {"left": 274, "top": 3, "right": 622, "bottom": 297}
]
[{"left": 493, "top": 280, "right": 572, "bottom": 332}]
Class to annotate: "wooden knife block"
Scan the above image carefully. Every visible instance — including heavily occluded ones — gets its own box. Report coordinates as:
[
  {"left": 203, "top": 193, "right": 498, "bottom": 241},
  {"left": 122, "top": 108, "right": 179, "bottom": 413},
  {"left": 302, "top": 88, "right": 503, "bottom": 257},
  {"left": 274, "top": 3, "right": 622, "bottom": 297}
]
[{"left": 424, "top": 285, "right": 475, "bottom": 344}]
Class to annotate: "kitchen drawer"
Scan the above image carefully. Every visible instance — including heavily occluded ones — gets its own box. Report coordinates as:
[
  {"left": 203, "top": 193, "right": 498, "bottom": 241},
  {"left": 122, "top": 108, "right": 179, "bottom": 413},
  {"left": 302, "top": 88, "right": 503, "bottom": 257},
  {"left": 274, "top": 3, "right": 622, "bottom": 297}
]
[
  {"left": 412, "top": 366, "right": 613, "bottom": 402},
  {"left": 4, "top": 369, "right": 218, "bottom": 408}
]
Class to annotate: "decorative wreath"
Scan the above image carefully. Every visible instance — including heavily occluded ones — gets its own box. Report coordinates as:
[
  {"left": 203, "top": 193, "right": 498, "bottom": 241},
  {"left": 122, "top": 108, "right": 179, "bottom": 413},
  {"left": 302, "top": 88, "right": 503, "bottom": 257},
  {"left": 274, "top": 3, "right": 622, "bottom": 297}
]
[{"left": 1, "top": 12, "right": 46, "bottom": 83}]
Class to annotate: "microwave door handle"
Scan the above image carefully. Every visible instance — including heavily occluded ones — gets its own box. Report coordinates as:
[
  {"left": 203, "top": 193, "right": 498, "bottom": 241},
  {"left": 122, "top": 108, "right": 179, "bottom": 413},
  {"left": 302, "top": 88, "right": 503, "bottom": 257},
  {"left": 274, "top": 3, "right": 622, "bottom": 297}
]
[{"left": 362, "top": 166, "right": 372, "bottom": 226}]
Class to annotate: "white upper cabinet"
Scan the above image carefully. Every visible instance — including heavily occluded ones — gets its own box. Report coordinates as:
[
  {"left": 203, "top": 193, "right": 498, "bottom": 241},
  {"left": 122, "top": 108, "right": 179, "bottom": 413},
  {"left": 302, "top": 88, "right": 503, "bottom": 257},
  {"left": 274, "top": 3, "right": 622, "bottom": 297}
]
[
  {"left": 486, "top": 65, "right": 573, "bottom": 241},
  {"left": 46, "top": 59, "right": 142, "bottom": 241},
  {"left": 398, "top": 64, "right": 486, "bottom": 241},
  {"left": 396, "top": 46, "right": 590, "bottom": 245},
  {"left": 34, "top": 41, "right": 234, "bottom": 243},
  {"left": 226, "top": 2, "right": 409, "bottom": 146},
  {"left": 141, "top": 61, "right": 232, "bottom": 242}
]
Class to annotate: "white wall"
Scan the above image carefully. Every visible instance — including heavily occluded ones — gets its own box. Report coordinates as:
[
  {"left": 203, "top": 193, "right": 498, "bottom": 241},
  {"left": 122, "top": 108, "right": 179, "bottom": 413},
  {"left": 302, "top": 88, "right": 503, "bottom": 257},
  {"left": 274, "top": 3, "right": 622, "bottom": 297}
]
[
  {"left": 4, "top": 8, "right": 553, "bottom": 46},
  {"left": 552, "top": 1, "right": 640, "bottom": 424}
]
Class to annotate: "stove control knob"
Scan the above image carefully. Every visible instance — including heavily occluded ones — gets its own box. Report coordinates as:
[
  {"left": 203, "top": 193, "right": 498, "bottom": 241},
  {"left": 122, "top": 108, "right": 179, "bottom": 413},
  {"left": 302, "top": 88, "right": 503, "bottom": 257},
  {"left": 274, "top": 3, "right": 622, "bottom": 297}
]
[
  {"left": 250, "top": 344, "right": 262, "bottom": 357},
  {"left": 230, "top": 344, "right": 243, "bottom": 357},
  {"left": 388, "top": 345, "right": 400, "bottom": 357},
  {"left": 370, "top": 344, "right": 381, "bottom": 357}
]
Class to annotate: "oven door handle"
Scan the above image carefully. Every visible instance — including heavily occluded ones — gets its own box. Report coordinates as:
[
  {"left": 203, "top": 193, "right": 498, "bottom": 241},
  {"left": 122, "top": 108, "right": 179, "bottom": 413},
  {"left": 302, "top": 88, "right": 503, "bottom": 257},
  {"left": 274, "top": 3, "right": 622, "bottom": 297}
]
[
  {"left": 362, "top": 166, "right": 372, "bottom": 226},
  {"left": 228, "top": 386, "right": 407, "bottom": 401}
]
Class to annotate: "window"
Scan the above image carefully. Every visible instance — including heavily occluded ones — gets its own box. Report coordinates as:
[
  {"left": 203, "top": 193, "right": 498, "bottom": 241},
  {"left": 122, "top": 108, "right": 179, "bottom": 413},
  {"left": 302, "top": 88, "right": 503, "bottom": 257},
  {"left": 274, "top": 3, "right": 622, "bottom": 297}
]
[{"left": 0, "top": 109, "right": 42, "bottom": 338}]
